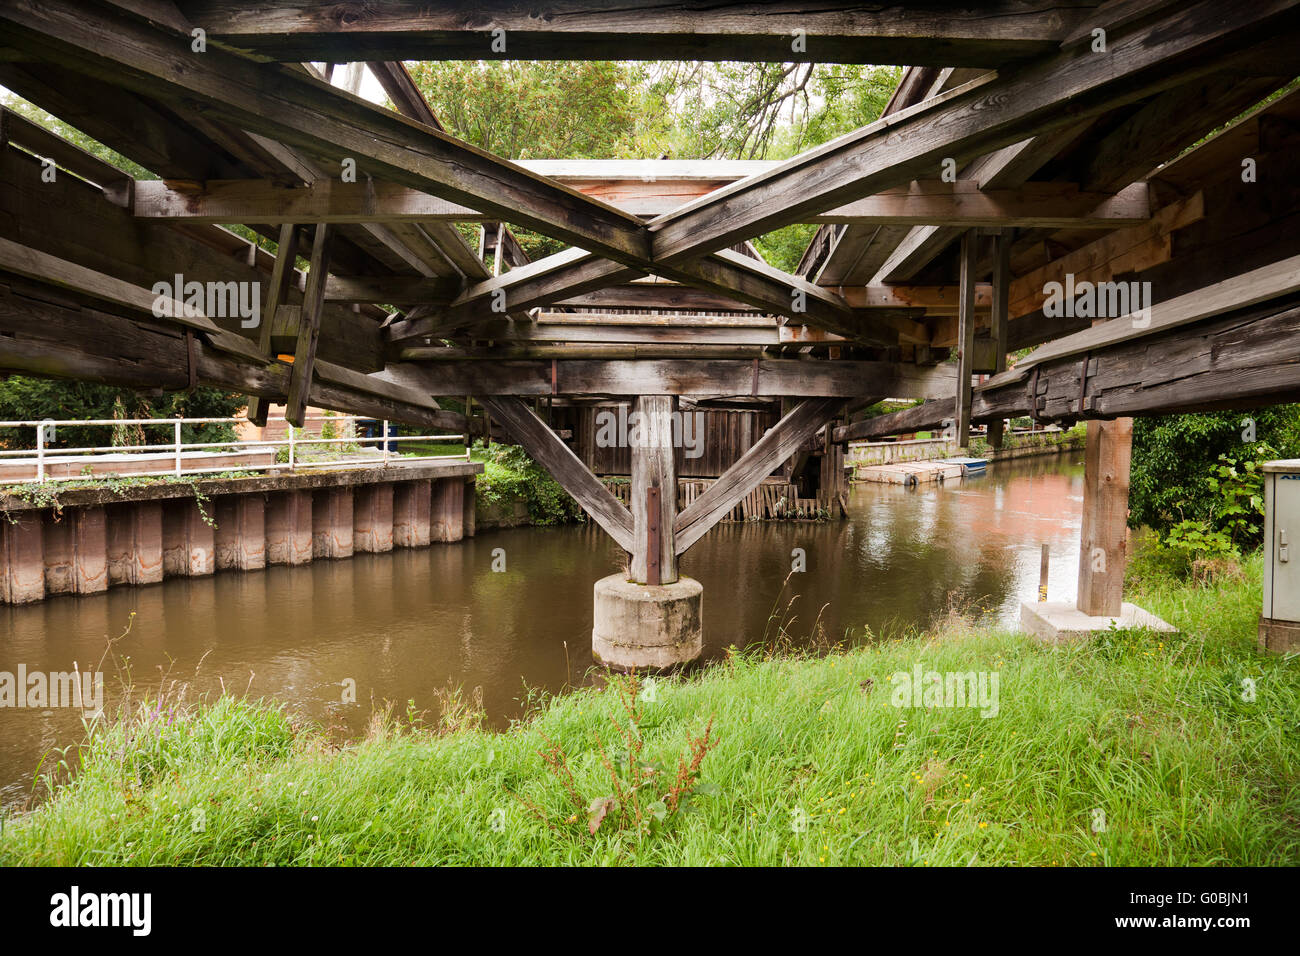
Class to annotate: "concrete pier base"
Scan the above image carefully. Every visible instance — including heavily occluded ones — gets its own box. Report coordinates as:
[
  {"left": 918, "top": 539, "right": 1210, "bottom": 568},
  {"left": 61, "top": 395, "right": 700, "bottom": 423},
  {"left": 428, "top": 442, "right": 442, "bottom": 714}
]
[
  {"left": 1259, "top": 617, "right": 1300, "bottom": 654},
  {"left": 266, "top": 491, "right": 313, "bottom": 565},
  {"left": 1021, "top": 600, "right": 1176, "bottom": 645},
  {"left": 592, "top": 573, "right": 703, "bottom": 671}
]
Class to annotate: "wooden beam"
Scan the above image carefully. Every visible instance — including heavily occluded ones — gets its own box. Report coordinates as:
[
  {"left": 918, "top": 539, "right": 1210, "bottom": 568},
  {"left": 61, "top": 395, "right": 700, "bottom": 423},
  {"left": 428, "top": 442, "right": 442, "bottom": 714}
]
[
  {"left": 0, "top": 276, "right": 464, "bottom": 428},
  {"left": 173, "top": 1, "right": 1076, "bottom": 65},
  {"left": 834, "top": 294, "right": 1300, "bottom": 441},
  {"left": 1007, "top": 252, "right": 1300, "bottom": 376},
  {"left": 129, "top": 176, "right": 1151, "bottom": 228},
  {"left": 365, "top": 61, "right": 442, "bottom": 130},
  {"left": 390, "top": 358, "right": 957, "bottom": 399},
  {"left": 809, "top": 181, "right": 1150, "bottom": 227},
  {"left": 284, "top": 224, "right": 332, "bottom": 426},
  {"left": 673, "top": 398, "right": 842, "bottom": 554},
  {"left": 477, "top": 396, "right": 634, "bottom": 553},
  {"left": 649, "top": 2, "right": 1298, "bottom": 264},
  {"left": 325, "top": 274, "right": 461, "bottom": 304},
  {"left": 0, "top": 106, "right": 133, "bottom": 201},
  {"left": 2, "top": 0, "right": 651, "bottom": 266}
]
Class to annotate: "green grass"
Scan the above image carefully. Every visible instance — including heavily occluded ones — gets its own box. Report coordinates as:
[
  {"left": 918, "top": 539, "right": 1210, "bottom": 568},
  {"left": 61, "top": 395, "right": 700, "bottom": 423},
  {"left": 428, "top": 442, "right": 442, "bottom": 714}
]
[{"left": 2, "top": 555, "right": 1296, "bottom": 866}]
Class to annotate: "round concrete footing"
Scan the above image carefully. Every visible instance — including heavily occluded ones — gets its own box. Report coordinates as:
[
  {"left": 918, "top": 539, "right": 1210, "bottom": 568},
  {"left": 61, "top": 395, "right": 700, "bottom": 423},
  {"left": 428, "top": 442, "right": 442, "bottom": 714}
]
[{"left": 592, "top": 573, "right": 703, "bottom": 671}]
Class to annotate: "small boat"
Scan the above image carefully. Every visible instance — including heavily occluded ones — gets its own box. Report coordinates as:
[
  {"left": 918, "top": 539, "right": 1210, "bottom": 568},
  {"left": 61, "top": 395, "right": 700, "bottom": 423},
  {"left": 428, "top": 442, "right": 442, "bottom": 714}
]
[{"left": 936, "top": 456, "right": 989, "bottom": 476}]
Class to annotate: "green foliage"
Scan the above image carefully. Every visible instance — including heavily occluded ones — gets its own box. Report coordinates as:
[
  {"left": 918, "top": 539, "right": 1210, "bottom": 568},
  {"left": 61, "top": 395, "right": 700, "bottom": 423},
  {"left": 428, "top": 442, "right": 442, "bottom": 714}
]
[
  {"left": 1130, "top": 408, "right": 1300, "bottom": 561},
  {"left": 474, "top": 441, "right": 584, "bottom": 526},
  {"left": 406, "top": 61, "right": 644, "bottom": 160},
  {"left": 0, "top": 94, "right": 154, "bottom": 180},
  {"left": 0, "top": 375, "right": 245, "bottom": 451},
  {"left": 5, "top": 555, "right": 1299, "bottom": 866},
  {"left": 752, "top": 223, "right": 818, "bottom": 274}
]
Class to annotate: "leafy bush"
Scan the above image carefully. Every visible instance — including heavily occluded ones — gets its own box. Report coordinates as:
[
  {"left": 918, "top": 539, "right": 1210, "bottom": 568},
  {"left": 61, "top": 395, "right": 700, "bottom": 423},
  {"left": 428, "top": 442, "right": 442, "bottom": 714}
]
[
  {"left": 1130, "top": 408, "right": 1300, "bottom": 537},
  {"left": 474, "top": 441, "right": 584, "bottom": 526},
  {"left": 0, "top": 375, "right": 244, "bottom": 451}
]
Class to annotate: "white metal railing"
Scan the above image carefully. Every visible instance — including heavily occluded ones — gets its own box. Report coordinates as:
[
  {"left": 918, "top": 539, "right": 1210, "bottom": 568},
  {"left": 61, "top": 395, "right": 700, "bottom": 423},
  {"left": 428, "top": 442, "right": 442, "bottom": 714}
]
[{"left": 0, "top": 414, "right": 469, "bottom": 484}]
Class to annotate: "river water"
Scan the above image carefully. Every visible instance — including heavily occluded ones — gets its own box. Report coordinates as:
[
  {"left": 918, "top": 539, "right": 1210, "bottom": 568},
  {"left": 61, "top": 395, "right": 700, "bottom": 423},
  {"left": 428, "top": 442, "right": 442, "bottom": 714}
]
[{"left": 0, "top": 452, "right": 1085, "bottom": 809}]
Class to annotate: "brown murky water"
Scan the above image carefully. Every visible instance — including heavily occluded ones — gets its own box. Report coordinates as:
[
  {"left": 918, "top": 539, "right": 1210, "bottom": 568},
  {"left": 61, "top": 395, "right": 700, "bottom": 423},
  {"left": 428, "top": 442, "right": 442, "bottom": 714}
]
[{"left": 0, "top": 452, "right": 1085, "bottom": 809}]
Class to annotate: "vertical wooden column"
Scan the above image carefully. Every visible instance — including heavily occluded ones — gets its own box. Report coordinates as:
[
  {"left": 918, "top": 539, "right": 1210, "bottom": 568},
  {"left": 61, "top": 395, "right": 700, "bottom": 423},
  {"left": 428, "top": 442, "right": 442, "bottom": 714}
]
[
  {"left": 431, "top": 476, "right": 465, "bottom": 543},
  {"left": 106, "top": 501, "right": 163, "bottom": 586},
  {"left": 249, "top": 223, "right": 299, "bottom": 426},
  {"left": 353, "top": 483, "right": 394, "bottom": 553},
  {"left": 630, "top": 395, "right": 678, "bottom": 585},
  {"left": 1, "top": 512, "right": 45, "bottom": 604},
  {"left": 462, "top": 477, "right": 477, "bottom": 538},
  {"left": 266, "top": 490, "right": 313, "bottom": 565},
  {"left": 955, "top": 231, "right": 977, "bottom": 450},
  {"left": 393, "top": 479, "right": 432, "bottom": 548},
  {"left": 1077, "top": 416, "right": 1133, "bottom": 617},
  {"left": 285, "top": 223, "right": 333, "bottom": 427},
  {"left": 987, "top": 231, "right": 1012, "bottom": 450}
]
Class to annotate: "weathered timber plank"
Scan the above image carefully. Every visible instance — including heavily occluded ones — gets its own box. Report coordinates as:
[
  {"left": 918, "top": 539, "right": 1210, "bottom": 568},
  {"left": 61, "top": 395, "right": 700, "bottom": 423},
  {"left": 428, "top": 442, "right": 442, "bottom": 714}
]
[
  {"left": 674, "top": 397, "right": 843, "bottom": 553},
  {"left": 478, "top": 396, "right": 634, "bottom": 552}
]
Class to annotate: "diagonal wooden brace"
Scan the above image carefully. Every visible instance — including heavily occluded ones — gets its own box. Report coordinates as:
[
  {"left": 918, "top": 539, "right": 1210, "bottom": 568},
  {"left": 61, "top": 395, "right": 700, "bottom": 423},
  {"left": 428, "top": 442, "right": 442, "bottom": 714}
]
[
  {"left": 478, "top": 396, "right": 634, "bottom": 553},
  {"left": 673, "top": 397, "right": 843, "bottom": 554}
]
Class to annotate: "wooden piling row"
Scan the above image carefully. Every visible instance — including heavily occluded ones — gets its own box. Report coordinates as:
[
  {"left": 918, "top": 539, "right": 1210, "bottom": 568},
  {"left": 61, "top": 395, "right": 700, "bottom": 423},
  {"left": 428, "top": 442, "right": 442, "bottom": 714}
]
[{"left": 0, "top": 475, "right": 474, "bottom": 605}]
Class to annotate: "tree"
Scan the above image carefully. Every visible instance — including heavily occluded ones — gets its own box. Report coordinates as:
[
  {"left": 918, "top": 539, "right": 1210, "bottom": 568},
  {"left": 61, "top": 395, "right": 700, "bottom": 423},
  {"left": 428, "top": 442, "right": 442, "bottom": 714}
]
[
  {"left": 0, "top": 376, "right": 245, "bottom": 454},
  {"left": 1129, "top": 407, "right": 1300, "bottom": 544}
]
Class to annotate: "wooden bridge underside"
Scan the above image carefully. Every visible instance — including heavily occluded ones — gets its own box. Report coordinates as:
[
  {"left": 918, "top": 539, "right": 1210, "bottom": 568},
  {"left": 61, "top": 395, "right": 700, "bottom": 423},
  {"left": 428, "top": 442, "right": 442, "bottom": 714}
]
[{"left": 1, "top": 0, "right": 1299, "bottom": 568}]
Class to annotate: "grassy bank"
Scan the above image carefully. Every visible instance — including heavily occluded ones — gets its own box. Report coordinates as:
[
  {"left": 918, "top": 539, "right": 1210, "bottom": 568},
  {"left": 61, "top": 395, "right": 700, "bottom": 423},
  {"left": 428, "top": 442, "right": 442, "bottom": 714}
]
[{"left": 2, "top": 556, "right": 1296, "bottom": 866}]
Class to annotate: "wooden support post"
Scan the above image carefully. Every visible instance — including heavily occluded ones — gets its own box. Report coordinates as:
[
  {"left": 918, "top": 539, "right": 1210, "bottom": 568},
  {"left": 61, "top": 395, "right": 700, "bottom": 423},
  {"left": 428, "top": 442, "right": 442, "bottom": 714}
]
[
  {"left": 214, "top": 495, "right": 266, "bottom": 571},
  {"left": 285, "top": 223, "right": 333, "bottom": 427},
  {"left": 431, "top": 476, "right": 465, "bottom": 543},
  {"left": 266, "top": 490, "right": 313, "bottom": 565},
  {"left": 106, "top": 501, "right": 163, "bottom": 587},
  {"left": 1077, "top": 416, "right": 1133, "bottom": 617},
  {"left": 987, "top": 231, "right": 1011, "bottom": 450},
  {"left": 630, "top": 395, "right": 678, "bottom": 585},
  {"left": 353, "top": 483, "right": 394, "bottom": 553},
  {"left": 249, "top": 222, "right": 299, "bottom": 427},
  {"left": 955, "top": 230, "right": 976, "bottom": 449}
]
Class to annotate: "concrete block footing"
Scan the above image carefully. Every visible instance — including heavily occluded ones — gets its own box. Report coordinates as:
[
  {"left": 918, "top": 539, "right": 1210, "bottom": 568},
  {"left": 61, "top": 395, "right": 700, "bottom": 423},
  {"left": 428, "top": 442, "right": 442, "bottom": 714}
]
[
  {"left": 1259, "top": 617, "right": 1300, "bottom": 654},
  {"left": 1021, "top": 600, "right": 1176, "bottom": 644},
  {"left": 592, "top": 573, "right": 703, "bottom": 671}
]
